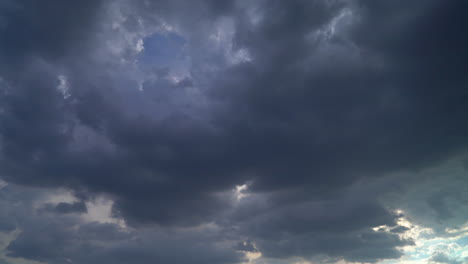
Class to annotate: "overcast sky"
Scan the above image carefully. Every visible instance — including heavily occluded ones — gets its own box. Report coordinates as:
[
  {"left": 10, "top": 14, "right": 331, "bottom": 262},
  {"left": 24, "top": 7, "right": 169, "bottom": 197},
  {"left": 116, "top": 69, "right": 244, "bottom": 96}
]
[{"left": 0, "top": 1, "right": 467, "bottom": 264}]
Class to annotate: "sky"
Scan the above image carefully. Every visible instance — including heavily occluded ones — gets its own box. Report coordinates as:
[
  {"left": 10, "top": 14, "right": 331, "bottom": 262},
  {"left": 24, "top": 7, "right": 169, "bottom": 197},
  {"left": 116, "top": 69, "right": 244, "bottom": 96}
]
[{"left": 0, "top": 0, "right": 467, "bottom": 264}]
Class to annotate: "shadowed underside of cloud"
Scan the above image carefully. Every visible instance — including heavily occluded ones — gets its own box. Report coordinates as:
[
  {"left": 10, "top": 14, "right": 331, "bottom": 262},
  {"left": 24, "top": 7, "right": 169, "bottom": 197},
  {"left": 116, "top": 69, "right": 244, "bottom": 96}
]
[{"left": 0, "top": 0, "right": 467, "bottom": 263}]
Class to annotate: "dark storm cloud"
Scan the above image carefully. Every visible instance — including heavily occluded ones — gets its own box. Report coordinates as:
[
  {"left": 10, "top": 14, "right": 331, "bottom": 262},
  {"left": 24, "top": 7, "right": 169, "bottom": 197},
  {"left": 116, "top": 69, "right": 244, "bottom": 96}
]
[
  {"left": 211, "top": 0, "right": 468, "bottom": 192},
  {"left": 40, "top": 201, "right": 87, "bottom": 214},
  {"left": 0, "top": 183, "right": 44, "bottom": 233},
  {"left": 0, "top": 0, "right": 105, "bottom": 66},
  {"left": 429, "top": 252, "right": 466, "bottom": 264},
  {"left": 0, "top": 184, "right": 243, "bottom": 264},
  {"left": 382, "top": 158, "right": 468, "bottom": 236},
  {"left": 223, "top": 180, "right": 414, "bottom": 262},
  {"left": 257, "top": 229, "right": 409, "bottom": 263},
  {"left": 6, "top": 215, "right": 242, "bottom": 264},
  {"left": 389, "top": 226, "right": 410, "bottom": 234},
  {"left": 0, "top": 0, "right": 467, "bottom": 263}
]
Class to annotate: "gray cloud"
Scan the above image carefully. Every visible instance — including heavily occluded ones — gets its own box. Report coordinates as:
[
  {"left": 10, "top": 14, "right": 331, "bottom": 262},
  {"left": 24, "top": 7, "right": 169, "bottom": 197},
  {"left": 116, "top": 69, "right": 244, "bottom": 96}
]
[
  {"left": 0, "top": 184, "right": 243, "bottom": 264},
  {"left": 7, "top": 219, "right": 242, "bottom": 264},
  {"left": 40, "top": 201, "right": 87, "bottom": 214},
  {"left": 0, "top": 0, "right": 467, "bottom": 263},
  {"left": 429, "top": 252, "right": 466, "bottom": 264}
]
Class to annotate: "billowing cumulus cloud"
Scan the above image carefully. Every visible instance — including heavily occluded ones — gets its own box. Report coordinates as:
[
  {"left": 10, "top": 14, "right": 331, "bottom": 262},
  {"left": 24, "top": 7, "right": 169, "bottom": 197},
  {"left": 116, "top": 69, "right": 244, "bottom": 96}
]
[{"left": 0, "top": 0, "right": 467, "bottom": 264}]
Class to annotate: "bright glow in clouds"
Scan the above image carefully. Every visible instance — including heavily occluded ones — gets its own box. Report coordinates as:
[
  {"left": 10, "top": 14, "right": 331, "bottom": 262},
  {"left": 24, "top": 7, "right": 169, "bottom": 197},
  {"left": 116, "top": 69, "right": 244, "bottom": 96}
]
[
  {"left": 83, "top": 197, "right": 126, "bottom": 227},
  {"left": 56, "top": 75, "right": 70, "bottom": 99},
  {"left": 242, "top": 210, "right": 468, "bottom": 264},
  {"left": 244, "top": 251, "right": 262, "bottom": 264},
  {"left": 377, "top": 212, "right": 468, "bottom": 264},
  {"left": 0, "top": 179, "right": 6, "bottom": 190},
  {"left": 234, "top": 184, "right": 249, "bottom": 201}
]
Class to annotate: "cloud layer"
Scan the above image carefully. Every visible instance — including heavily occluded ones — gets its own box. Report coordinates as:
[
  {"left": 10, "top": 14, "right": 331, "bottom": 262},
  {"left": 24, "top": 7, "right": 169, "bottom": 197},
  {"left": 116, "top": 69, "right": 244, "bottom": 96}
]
[{"left": 0, "top": 1, "right": 467, "bottom": 263}]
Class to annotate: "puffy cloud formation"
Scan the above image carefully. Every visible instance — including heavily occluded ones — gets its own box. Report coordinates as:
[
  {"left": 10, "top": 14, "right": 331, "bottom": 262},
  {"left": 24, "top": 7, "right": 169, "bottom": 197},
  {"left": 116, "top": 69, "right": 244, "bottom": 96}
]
[{"left": 0, "top": 1, "right": 467, "bottom": 264}]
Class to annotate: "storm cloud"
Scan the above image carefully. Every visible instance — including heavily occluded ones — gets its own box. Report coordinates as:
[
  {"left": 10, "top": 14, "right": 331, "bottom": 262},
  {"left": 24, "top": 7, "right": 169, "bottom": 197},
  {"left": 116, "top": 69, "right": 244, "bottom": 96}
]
[{"left": 0, "top": 1, "right": 467, "bottom": 264}]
